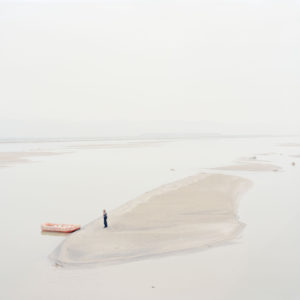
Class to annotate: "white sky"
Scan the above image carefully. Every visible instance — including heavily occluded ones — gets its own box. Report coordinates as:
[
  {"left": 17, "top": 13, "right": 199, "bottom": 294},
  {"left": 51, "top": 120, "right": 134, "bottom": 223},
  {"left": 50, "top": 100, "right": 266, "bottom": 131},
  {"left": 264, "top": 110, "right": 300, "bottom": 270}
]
[{"left": 0, "top": 0, "right": 299, "bottom": 136}]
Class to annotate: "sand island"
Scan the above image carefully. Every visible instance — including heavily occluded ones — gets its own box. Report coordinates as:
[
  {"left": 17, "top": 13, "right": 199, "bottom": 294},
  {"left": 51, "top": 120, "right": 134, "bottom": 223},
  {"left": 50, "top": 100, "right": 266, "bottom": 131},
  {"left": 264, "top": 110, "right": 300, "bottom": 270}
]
[{"left": 50, "top": 173, "right": 252, "bottom": 267}]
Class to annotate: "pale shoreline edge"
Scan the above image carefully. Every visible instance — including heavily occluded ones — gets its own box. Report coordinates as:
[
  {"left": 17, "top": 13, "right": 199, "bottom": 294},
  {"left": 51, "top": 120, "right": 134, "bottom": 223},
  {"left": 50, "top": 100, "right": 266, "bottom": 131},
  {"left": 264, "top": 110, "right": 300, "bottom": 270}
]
[{"left": 50, "top": 172, "right": 253, "bottom": 268}]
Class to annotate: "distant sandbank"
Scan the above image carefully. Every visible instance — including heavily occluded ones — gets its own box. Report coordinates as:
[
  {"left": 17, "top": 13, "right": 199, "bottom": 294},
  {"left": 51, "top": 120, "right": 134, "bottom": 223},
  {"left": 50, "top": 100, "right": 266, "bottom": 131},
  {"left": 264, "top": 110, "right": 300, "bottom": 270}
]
[
  {"left": 50, "top": 173, "right": 252, "bottom": 267},
  {"left": 67, "top": 141, "right": 166, "bottom": 150},
  {"left": 0, "top": 151, "right": 64, "bottom": 168},
  {"left": 213, "top": 162, "right": 281, "bottom": 172}
]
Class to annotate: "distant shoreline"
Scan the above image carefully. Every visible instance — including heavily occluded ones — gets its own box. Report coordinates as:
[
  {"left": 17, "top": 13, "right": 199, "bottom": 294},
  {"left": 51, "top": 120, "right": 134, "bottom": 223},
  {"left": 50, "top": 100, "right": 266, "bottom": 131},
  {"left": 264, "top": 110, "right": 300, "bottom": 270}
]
[{"left": 1, "top": 133, "right": 300, "bottom": 144}]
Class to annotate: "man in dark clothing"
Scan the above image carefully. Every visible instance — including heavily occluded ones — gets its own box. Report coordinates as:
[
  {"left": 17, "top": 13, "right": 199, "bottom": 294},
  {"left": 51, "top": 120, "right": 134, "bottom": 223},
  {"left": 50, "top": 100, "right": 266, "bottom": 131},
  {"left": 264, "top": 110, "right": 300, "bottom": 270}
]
[{"left": 103, "top": 209, "right": 108, "bottom": 228}]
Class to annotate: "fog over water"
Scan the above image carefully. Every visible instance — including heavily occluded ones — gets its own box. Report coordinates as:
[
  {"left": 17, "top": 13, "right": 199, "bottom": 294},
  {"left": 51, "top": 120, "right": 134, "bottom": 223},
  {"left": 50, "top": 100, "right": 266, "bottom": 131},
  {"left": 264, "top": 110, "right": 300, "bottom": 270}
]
[{"left": 1, "top": 0, "right": 300, "bottom": 138}]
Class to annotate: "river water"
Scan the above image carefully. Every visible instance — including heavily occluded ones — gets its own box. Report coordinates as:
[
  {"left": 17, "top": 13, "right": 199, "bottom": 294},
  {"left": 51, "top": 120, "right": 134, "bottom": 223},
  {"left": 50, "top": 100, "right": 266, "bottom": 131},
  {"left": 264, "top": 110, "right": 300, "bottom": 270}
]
[{"left": 1, "top": 136, "right": 299, "bottom": 299}]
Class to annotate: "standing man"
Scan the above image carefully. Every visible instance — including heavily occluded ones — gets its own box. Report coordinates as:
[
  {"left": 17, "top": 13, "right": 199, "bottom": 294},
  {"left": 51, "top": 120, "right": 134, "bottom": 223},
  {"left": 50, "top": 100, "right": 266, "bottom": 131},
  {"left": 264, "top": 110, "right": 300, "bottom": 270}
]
[{"left": 103, "top": 209, "right": 108, "bottom": 228}]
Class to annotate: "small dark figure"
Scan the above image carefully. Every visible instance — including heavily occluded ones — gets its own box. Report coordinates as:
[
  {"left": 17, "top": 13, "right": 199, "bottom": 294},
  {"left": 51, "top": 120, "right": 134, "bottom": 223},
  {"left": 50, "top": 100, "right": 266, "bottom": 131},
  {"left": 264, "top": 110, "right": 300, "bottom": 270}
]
[{"left": 103, "top": 209, "right": 108, "bottom": 228}]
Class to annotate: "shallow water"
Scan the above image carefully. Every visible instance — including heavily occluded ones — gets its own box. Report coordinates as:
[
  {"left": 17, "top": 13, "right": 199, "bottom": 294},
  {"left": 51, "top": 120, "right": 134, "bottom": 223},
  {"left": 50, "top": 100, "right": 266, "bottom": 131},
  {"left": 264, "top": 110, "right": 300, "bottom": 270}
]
[{"left": 1, "top": 136, "right": 300, "bottom": 299}]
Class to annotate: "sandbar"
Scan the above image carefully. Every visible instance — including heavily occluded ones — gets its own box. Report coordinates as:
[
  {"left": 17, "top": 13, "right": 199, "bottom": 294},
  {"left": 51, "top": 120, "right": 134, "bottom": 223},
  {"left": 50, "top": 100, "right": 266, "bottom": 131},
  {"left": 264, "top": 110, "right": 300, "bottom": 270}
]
[
  {"left": 0, "top": 151, "right": 65, "bottom": 168},
  {"left": 68, "top": 141, "right": 166, "bottom": 149},
  {"left": 50, "top": 173, "right": 252, "bottom": 267},
  {"left": 279, "top": 143, "right": 300, "bottom": 147},
  {"left": 213, "top": 162, "right": 281, "bottom": 172}
]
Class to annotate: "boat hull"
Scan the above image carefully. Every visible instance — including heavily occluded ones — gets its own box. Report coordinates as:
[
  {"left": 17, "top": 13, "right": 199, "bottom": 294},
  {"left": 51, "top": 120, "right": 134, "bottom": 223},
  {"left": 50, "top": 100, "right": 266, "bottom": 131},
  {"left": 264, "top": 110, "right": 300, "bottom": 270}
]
[{"left": 41, "top": 223, "right": 80, "bottom": 233}]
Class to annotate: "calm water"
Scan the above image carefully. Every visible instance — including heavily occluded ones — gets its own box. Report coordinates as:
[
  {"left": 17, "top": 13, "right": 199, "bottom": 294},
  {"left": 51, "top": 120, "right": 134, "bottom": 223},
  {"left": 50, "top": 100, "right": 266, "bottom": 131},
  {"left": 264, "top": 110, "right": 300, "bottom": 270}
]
[{"left": 1, "top": 137, "right": 300, "bottom": 299}]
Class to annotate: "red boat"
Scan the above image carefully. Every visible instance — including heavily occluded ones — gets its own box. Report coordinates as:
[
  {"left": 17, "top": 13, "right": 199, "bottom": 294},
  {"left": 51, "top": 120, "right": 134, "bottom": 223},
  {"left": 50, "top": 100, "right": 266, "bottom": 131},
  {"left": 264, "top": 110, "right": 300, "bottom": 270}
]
[{"left": 41, "top": 222, "right": 80, "bottom": 233}]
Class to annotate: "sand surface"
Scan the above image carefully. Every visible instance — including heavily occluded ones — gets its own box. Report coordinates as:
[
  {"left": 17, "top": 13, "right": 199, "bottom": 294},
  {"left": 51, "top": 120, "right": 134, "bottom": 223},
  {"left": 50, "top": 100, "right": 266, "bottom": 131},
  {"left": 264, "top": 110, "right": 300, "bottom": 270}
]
[
  {"left": 50, "top": 173, "right": 252, "bottom": 266},
  {"left": 0, "top": 151, "right": 63, "bottom": 167},
  {"left": 279, "top": 143, "right": 300, "bottom": 147},
  {"left": 213, "top": 162, "right": 281, "bottom": 172},
  {"left": 68, "top": 141, "right": 165, "bottom": 149}
]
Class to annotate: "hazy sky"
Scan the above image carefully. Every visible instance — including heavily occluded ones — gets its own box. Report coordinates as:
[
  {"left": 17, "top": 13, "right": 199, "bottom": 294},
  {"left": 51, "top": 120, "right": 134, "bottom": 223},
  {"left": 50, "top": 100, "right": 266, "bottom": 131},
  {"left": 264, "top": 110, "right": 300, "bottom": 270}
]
[{"left": 0, "top": 0, "right": 299, "bottom": 136}]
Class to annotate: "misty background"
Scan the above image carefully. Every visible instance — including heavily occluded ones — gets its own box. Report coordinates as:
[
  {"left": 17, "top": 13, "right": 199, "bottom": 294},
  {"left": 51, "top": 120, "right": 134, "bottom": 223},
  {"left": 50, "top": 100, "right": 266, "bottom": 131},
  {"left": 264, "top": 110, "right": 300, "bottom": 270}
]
[{"left": 0, "top": 0, "right": 299, "bottom": 138}]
